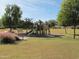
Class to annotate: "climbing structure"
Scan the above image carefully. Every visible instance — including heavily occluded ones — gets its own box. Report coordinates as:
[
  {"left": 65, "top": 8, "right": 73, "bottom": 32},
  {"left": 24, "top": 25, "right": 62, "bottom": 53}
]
[{"left": 32, "top": 20, "right": 50, "bottom": 36}]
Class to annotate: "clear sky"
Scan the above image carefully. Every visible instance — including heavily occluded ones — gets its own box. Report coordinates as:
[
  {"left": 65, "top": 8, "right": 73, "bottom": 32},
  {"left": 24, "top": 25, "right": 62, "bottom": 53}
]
[{"left": 0, "top": 0, "right": 62, "bottom": 21}]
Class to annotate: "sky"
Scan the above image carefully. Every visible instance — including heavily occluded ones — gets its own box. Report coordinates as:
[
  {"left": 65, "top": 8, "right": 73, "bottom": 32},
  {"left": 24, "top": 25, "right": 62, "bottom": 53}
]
[{"left": 0, "top": 0, "right": 62, "bottom": 21}]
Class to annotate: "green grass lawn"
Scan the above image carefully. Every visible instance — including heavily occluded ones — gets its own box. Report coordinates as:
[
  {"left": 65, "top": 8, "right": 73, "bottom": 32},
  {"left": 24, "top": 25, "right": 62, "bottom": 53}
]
[{"left": 0, "top": 37, "right": 79, "bottom": 59}]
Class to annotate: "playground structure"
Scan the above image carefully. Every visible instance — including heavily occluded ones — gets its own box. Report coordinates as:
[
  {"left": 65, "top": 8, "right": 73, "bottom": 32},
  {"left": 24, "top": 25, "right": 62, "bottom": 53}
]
[
  {"left": 16, "top": 20, "right": 51, "bottom": 37},
  {"left": 31, "top": 21, "right": 50, "bottom": 36}
]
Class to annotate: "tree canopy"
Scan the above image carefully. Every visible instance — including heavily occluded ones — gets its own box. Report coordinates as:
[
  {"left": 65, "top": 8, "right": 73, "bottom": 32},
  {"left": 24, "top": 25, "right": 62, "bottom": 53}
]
[
  {"left": 2, "top": 4, "right": 22, "bottom": 29},
  {"left": 57, "top": 0, "right": 79, "bottom": 26}
]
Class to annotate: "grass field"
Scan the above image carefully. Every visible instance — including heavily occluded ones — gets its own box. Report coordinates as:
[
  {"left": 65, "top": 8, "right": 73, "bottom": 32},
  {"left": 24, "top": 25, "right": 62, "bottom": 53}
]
[
  {"left": 0, "top": 37, "right": 79, "bottom": 59},
  {"left": 50, "top": 28, "right": 79, "bottom": 35},
  {"left": 50, "top": 28, "right": 79, "bottom": 39},
  {"left": 0, "top": 29, "right": 79, "bottom": 59}
]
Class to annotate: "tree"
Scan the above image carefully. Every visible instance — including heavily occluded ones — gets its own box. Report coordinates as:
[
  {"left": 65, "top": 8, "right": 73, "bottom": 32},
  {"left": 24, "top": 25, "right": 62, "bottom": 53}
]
[
  {"left": 3, "top": 4, "right": 22, "bottom": 32},
  {"left": 2, "top": 14, "right": 9, "bottom": 28},
  {"left": 47, "top": 20, "right": 57, "bottom": 28},
  {"left": 57, "top": 0, "right": 79, "bottom": 39},
  {"left": 24, "top": 18, "right": 33, "bottom": 32},
  {"left": 0, "top": 19, "right": 4, "bottom": 28},
  {"left": 18, "top": 20, "right": 25, "bottom": 28}
]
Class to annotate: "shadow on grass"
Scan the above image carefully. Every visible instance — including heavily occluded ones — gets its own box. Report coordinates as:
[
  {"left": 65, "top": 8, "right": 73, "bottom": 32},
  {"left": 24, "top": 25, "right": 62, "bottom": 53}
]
[
  {"left": 18, "top": 33, "right": 64, "bottom": 38},
  {"left": 0, "top": 39, "right": 22, "bottom": 45},
  {"left": 0, "top": 41, "right": 17, "bottom": 45},
  {"left": 28, "top": 34, "right": 64, "bottom": 38}
]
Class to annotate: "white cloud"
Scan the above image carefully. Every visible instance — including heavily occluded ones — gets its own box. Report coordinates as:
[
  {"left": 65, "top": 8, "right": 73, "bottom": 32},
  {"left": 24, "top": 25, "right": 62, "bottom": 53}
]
[
  {"left": 0, "top": 0, "right": 59, "bottom": 20},
  {"left": 0, "top": 0, "right": 15, "bottom": 18}
]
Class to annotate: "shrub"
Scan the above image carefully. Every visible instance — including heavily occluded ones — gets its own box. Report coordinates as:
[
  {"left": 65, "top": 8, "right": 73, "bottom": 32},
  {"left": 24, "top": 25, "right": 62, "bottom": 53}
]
[
  {"left": 0, "top": 32, "right": 20, "bottom": 44},
  {"left": 1, "top": 37, "right": 16, "bottom": 44}
]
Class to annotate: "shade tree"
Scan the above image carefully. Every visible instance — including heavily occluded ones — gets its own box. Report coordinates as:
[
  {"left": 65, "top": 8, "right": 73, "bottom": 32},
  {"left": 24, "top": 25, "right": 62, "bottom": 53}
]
[
  {"left": 2, "top": 4, "right": 22, "bottom": 32},
  {"left": 57, "top": 0, "right": 79, "bottom": 39}
]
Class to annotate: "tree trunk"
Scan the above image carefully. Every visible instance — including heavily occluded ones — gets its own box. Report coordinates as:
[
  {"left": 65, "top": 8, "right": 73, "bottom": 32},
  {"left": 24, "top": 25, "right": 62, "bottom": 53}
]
[
  {"left": 73, "top": 25, "right": 76, "bottom": 39},
  {"left": 73, "top": 18, "right": 76, "bottom": 39},
  {"left": 9, "top": 28, "right": 12, "bottom": 32},
  {"left": 64, "top": 26, "right": 67, "bottom": 34},
  {"left": 9, "top": 22, "right": 12, "bottom": 32}
]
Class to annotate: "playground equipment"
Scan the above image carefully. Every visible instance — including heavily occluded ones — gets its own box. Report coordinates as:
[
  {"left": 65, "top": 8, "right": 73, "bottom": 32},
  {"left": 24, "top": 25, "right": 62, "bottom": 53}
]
[{"left": 32, "top": 21, "right": 50, "bottom": 36}]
